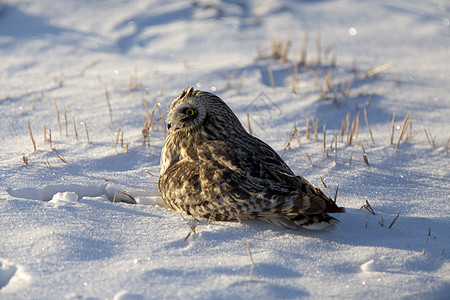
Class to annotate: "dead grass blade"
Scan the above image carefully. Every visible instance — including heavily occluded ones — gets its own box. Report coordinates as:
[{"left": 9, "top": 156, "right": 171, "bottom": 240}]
[
  {"left": 394, "top": 113, "right": 409, "bottom": 153},
  {"left": 27, "top": 120, "right": 37, "bottom": 152},
  {"left": 364, "top": 108, "right": 375, "bottom": 144},
  {"left": 246, "top": 238, "right": 255, "bottom": 282},
  {"left": 360, "top": 62, "right": 394, "bottom": 79},
  {"left": 388, "top": 213, "right": 400, "bottom": 229}
]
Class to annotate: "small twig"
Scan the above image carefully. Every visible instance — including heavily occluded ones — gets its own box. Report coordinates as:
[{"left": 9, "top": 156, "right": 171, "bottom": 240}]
[
  {"left": 113, "top": 190, "right": 137, "bottom": 204},
  {"left": 306, "top": 113, "right": 310, "bottom": 140},
  {"left": 84, "top": 122, "right": 91, "bottom": 144},
  {"left": 305, "top": 152, "right": 314, "bottom": 167},
  {"left": 48, "top": 128, "right": 53, "bottom": 150},
  {"left": 360, "top": 62, "right": 394, "bottom": 79},
  {"left": 105, "top": 85, "right": 113, "bottom": 123},
  {"left": 54, "top": 100, "right": 61, "bottom": 135},
  {"left": 63, "top": 102, "right": 68, "bottom": 137},
  {"left": 364, "top": 108, "right": 375, "bottom": 144},
  {"left": 394, "top": 113, "right": 409, "bottom": 153},
  {"left": 333, "top": 185, "right": 339, "bottom": 203},
  {"left": 246, "top": 238, "right": 255, "bottom": 282},
  {"left": 388, "top": 213, "right": 400, "bottom": 229},
  {"left": 334, "top": 131, "right": 337, "bottom": 164},
  {"left": 27, "top": 120, "right": 37, "bottom": 152},
  {"left": 72, "top": 117, "right": 79, "bottom": 141},
  {"left": 360, "top": 200, "right": 376, "bottom": 215},
  {"left": 319, "top": 176, "right": 327, "bottom": 188},
  {"left": 390, "top": 112, "right": 396, "bottom": 144},
  {"left": 355, "top": 112, "right": 360, "bottom": 139},
  {"left": 22, "top": 154, "right": 29, "bottom": 165},
  {"left": 146, "top": 170, "right": 154, "bottom": 177},
  {"left": 361, "top": 143, "right": 369, "bottom": 166},
  {"left": 53, "top": 149, "right": 68, "bottom": 164}
]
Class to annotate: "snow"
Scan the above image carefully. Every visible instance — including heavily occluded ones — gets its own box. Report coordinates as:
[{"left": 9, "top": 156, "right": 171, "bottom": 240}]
[{"left": 0, "top": 0, "right": 449, "bottom": 299}]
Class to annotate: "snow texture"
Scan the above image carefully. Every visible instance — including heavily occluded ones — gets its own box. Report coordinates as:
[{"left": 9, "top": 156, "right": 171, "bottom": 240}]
[{"left": 0, "top": 0, "right": 449, "bottom": 299}]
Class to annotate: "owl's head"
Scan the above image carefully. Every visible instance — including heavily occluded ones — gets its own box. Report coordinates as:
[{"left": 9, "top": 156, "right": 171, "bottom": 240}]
[{"left": 166, "top": 87, "right": 246, "bottom": 138}]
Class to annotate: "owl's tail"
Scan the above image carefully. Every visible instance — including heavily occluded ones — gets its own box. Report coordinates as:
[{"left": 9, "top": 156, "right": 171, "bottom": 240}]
[{"left": 260, "top": 212, "right": 341, "bottom": 230}]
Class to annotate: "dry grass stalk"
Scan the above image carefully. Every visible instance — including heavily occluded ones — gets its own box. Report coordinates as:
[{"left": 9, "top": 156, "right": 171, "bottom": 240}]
[
  {"left": 345, "top": 113, "right": 350, "bottom": 144},
  {"left": 53, "top": 150, "right": 68, "bottom": 164},
  {"left": 120, "top": 131, "right": 124, "bottom": 148},
  {"left": 299, "top": 31, "right": 308, "bottom": 65},
  {"left": 305, "top": 152, "right": 314, "bottom": 167},
  {"left": 236, "top": 74, "right": 244, "bottom": 94},
  {"left": 349, "top": 120, "right": 356, "bottom": 145},
  {"left": 54, "top": 100, "right": 61, "bottom": 135},
  {"left": 246, "top": 111, "right": 252, "bottom": 135},
  {"left": 361, "top": 143, "right": 369, "bottom": 166},
  {"left": 32, "top": 94, "right": 38, "bottom": 110},
  {"left": 334, "top": 131, "right": 337, "bottom": 164},
  {"left": 339, "top": 119, "right": 345, "bottom": 143},
  {"left": 348, "top": 153, "right": 353, "bottom": 164},
  {"left": 223, "top": 72, "right": 235, "bottom": 90},
  {"left": 48, "top": 128, "right": 52, "bottom": 150},
  {"left": 115, "top": 127, "right": 121, "bottom": 146},
  {"left": 104, "top": 85, "right": 113, "bottom": 123},
  {"left": 280, "top": 131, "right": 295, "bottom": 158},
  {"left": 268, "top": 68, "right": 275, "bottom": 88},
  {"left": 390, "top": 112, "right": 396, "bottom": 144},
  {"left": 360, "top": 200, "right": 376, "bottom": 215},
  {"left": 27, "top": 120, "right": 37, "bottom": 152},
  {"left": 146, "top": 170, "right": 154, "bottom": 177},
  {"left": 112, "top": 139, "right": 119, "bottom": 155},
  {"left": 424, "top": 128, "right": 436, "bottom": 148},
  {"left": 364, "top": 108, "right": 375, "bottom": 144},
  {"left": 360, "top": 62, "right": 394, "bottom": 79},
  {"left": 156, "top": 104, "right": 166, "bottom": 136},
  {"left": 405, "top": 121, "right": 415, "bottom": 142},
  {"left": 184, "top": 219, "right": 197, "bottom": 241},
  {"left": 394, "top": 113, "right": 409, "bottom": 153},
  {"left": 446, "top": 137, "right": 450, "bottom": 153},
  {"left": 22, "top": 154, "right": 28, "bottom": 165},
  {"left": 388, "top": 213, "right": 400, "bottom": 229},
  {"left": 43, "top": 124, "right": 47, "bottom": 141},
  {"left": 45, "top": 159, "right": 51, "bottom": 168},
  {"left": 355, "top": 112, "right": 360, "bottom": 139},
  {"left": 63, "top": 102, "right": 68, "bottom": 137},
  {"left": 312, "top": 117, "right": 319, "bottom": 141},
  {"left": 325, "top": 70, "right": 333, "bottom": 92},
  {"left": 320, "top": 176, "right": 327, "bottom": 188},
  {"left": 246, "top": 238, "right": 255, "bottom": 282},
  {"left": 306, "top": 113, "right": 310, "bottom": 140},
  {"left": 333, "top": 185, "right": 339, "bottom": 203},
  {"left": 365, "top": 96, "right": 372, "bottom": 107},
  {"left": 84, "top": 122, "right": 91, "bottom": 144},
  {"left": 293, "top": 119, "right": 301, "bottom": 148},
  {"left": 315, "top": 30, "right": 321, "bottom": 65},
  {"left": 323, "top": 123, "right": 326, "bottom": 156},
  {"left": 72, "top": 117, "right": 79, "bottom": 142},
  {"left": 113, "top": 190, "right": 137, "bottom": 204}
]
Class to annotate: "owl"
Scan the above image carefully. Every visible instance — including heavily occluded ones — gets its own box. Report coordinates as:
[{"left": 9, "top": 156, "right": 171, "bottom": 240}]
[{"left": 158, "top": 87, "right": 345, "bottom": 230}]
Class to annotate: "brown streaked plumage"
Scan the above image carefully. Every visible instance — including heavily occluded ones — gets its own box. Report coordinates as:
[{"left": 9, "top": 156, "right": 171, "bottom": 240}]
[{"left": 158, "top": 87, "right": 345, "bottom": 229}]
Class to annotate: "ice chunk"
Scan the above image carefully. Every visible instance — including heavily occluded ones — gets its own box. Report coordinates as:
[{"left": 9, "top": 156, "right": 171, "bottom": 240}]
[{"left": 360, "top": 259, "right": 376, "bottom": 272}]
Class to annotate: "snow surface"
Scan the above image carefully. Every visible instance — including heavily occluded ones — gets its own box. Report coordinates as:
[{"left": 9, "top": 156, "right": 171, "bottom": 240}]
[{"left": 1, "top": 0, "right": 449, "bottom": 299}]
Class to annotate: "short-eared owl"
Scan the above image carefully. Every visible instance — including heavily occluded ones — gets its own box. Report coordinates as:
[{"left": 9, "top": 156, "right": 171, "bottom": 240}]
[{"left": 158, "top": 87, "right": 344, "bottom": 229}]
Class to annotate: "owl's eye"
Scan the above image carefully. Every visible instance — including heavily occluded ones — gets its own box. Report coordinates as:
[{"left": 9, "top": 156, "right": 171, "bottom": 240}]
[{"left": 183, "top": 108, "right": 196, "bottom": 117}]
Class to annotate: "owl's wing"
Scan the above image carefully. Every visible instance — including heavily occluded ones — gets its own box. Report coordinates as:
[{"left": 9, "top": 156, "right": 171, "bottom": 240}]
[{"left": 191, "top": 140, "right": 343, "bottom": 219}]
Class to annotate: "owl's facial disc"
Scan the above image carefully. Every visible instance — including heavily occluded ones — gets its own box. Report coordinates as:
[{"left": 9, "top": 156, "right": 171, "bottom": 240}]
[{"left": 167, "top": 101, "right": 205, "bottom": 133}]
